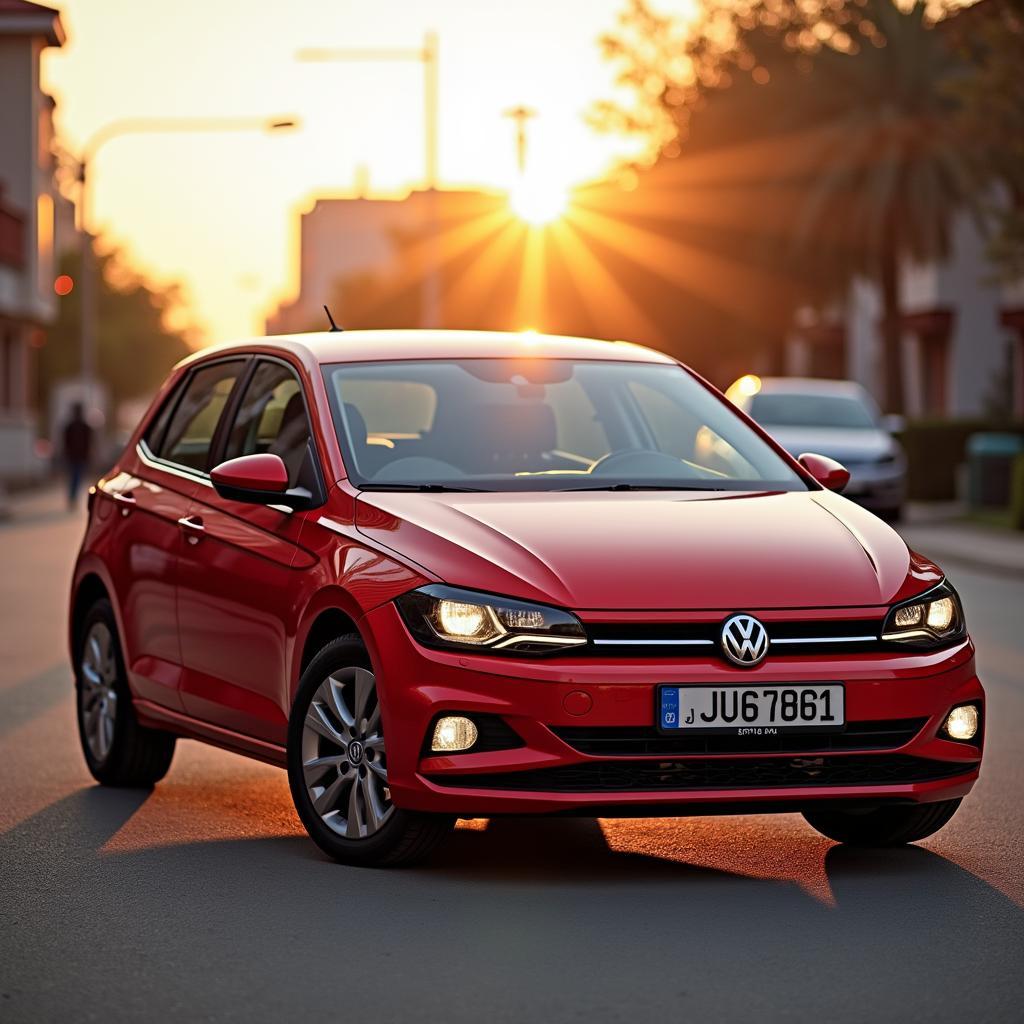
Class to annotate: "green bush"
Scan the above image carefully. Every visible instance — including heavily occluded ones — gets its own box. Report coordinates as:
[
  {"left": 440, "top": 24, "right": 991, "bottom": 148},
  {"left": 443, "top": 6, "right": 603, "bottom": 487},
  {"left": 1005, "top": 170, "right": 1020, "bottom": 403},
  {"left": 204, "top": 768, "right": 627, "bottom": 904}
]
[{"left": 899, "top": 419, "right": 1024, "bottom": 502}]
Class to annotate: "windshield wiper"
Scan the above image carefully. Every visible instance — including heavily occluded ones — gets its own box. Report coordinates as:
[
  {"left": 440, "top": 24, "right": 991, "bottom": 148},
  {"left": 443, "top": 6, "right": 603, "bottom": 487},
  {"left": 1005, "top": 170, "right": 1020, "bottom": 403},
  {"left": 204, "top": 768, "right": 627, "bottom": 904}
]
[
  {"left": 556, "top": 483, "right": 727, "bottom": 492},
  {"left": 358, "top": 483, "right": 487, "bottom": 493}
]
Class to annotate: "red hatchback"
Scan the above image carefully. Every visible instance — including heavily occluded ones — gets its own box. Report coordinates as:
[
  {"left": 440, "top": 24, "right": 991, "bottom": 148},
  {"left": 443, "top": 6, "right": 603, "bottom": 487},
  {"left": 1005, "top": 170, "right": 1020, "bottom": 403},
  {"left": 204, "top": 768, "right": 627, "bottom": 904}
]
[{"left": 70, "top": 330, "right": 984, "bottom": 865}]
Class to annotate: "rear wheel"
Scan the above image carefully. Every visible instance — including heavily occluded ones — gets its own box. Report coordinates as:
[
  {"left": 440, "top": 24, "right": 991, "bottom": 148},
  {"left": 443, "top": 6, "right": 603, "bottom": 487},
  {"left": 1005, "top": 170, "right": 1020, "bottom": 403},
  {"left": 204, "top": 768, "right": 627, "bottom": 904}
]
[
  {"left": 76, "top": 598, "right": 176, "bottom": 786},
  {"left": 287, "top": 635, "right": 453, "bottom": 866},
  {"left": 803, "top": 798, "right": 962, "bottom": 846}
]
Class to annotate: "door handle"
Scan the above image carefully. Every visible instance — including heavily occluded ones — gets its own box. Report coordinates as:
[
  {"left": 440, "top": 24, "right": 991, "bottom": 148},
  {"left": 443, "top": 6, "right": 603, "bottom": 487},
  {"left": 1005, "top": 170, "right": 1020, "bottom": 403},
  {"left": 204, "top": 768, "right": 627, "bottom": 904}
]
[
  {"left": 177, "top": 515, "right": 205, "bottom": 544},
  {"left": 112, "top": 490, "right": 137, "bottom": 516}
]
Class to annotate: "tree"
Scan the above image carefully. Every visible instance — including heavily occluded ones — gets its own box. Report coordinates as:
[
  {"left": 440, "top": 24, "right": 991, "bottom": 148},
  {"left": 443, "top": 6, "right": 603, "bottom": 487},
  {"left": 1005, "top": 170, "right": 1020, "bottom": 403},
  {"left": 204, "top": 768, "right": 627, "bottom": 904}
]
[
  {"left": 597, "top": 0, "right": 1002, "bottom": 413},
  {"left": 949, "top": 0, "right": 1024, "bottom": 279},
  {"left": 37, "top": 245, "right": 194, "bottom": 429}
]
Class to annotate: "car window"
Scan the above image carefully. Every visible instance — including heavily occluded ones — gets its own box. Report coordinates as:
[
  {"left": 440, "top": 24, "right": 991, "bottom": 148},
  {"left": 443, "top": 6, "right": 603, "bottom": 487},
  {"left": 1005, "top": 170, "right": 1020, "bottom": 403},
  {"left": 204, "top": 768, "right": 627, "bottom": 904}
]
[
  {"left": 325, "top": 359, "right": 804, "bottom": 491},
  {"left": 223, "top": 360, "right": 312, "bottom": 486},
  {"left": 750, "top": 393, "right": 878, "bottom": 430},
  {"left": 628, "top": 381, "right": 758, "bottom": 478},
  {"left": 155, "top": 361, "right": 245, "bottom": 472}
]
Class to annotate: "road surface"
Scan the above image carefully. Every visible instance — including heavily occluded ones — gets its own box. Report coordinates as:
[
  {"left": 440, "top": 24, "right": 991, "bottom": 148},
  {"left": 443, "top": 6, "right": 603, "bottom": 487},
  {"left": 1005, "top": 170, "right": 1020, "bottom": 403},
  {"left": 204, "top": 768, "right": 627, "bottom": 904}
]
[{"left": 1, "top": 490, "right": 1022, "bottom": 1022}]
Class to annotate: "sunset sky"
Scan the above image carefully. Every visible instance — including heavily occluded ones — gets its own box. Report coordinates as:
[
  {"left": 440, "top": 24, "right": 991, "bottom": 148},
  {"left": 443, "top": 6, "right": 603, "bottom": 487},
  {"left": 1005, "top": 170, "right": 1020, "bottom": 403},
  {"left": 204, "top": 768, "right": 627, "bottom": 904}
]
[{"left": 41, "top": 0, "right": 697, "bottom": 344}]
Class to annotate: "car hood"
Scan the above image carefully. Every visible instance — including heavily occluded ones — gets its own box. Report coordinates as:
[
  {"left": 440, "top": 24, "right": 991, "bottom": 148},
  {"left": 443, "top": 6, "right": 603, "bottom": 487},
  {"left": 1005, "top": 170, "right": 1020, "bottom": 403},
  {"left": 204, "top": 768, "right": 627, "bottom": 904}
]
[
  {"left": 354, "top": 489, "right": 939, "bottom": 611},
  {"left": 761, "top": 426, "right": 898, "bottom": 465}
]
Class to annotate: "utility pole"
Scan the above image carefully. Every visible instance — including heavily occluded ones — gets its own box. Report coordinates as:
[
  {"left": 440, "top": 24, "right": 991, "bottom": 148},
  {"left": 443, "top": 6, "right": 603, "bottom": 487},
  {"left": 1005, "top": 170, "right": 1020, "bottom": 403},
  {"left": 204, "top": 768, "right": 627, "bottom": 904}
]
[
  {"left": 297, "top": 33, "right": 442, "bottom": 327},
  {"left": 74, "top": 116, "right": 298, "bottom": 413},
  {"left": 503, "top": 105, "right": 537, "bottom": 175}
]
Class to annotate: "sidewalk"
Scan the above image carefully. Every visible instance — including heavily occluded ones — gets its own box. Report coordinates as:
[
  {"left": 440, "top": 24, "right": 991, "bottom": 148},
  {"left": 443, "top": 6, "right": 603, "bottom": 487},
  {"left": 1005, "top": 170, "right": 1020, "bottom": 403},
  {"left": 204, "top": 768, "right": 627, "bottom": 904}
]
[{"left": 899, "top": 504, "right": 1024, "bottom": 579}]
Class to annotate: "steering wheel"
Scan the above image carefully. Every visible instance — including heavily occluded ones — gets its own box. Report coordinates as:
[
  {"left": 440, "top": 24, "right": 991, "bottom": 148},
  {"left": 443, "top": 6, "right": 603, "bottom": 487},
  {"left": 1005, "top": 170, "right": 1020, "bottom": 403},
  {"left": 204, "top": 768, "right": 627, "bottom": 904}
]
[{"left": 588, "top": 449, "right": 689, "bottom": 478}]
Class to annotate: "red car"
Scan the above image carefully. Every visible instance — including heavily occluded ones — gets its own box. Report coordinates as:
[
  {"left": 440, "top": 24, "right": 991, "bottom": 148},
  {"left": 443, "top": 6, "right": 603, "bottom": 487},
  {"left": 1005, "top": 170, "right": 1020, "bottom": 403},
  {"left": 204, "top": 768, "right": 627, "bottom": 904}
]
[{"left": 70, "top": 330, "right": 984, "bottom": 865}]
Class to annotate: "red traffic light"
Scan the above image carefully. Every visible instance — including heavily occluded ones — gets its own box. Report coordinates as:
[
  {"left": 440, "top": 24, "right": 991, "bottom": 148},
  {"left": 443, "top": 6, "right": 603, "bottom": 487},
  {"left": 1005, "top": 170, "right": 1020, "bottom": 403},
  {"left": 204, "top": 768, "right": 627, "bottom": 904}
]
[{"left": 54, "top": 274, "right": 74, "bottom": 296}]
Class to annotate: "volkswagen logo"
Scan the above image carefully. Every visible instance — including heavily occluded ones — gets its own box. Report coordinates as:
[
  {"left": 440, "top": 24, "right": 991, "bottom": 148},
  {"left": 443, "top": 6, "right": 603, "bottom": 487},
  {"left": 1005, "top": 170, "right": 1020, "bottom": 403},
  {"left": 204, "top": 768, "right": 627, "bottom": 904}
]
[{"left": 720, "top": 614, "right": 769, "bottom": 667}]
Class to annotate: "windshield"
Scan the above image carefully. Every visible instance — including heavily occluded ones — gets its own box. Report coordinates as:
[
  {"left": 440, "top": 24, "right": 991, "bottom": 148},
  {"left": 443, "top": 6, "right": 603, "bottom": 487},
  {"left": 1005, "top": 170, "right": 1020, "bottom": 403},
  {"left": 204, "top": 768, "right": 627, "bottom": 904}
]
[
  {"left": 750, "top": 392, "right": 878, "bottom": 430},
  {"left": 324, "top": 359, "right": 807, "bottom": 492}
]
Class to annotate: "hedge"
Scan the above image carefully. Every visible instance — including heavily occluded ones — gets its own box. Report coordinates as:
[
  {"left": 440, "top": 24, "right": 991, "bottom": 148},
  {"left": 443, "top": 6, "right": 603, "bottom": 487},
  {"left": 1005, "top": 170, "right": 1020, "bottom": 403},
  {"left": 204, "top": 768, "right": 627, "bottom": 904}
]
[{"left": 899, "top": 419, "right": 1024, "bottom": 502}]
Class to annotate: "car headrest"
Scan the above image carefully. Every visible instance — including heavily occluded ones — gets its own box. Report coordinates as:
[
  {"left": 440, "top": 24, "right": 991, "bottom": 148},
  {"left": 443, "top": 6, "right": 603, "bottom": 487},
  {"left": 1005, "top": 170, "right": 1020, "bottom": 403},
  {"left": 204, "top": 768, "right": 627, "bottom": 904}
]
[{"left": 444, "top": 403, "right": 557, "bottom": 472}]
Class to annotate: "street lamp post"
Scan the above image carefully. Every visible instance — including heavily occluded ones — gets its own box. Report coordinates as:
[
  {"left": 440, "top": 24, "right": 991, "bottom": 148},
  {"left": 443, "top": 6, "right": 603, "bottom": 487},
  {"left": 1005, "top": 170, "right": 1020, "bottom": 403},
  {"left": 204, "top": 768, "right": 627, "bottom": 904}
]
[
  {"left": 75, "top": 115, "right": 298, "bottom": 411},
  {"left": 297, "top": 33, "right": 442, "bottom": 327}
]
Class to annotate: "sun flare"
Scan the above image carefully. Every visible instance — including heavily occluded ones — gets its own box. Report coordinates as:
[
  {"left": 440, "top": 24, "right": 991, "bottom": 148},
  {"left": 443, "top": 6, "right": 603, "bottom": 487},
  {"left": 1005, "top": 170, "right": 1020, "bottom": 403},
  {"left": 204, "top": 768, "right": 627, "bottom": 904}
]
[{"left": 509, "top": 178, "right": 570, "bottom": 226}]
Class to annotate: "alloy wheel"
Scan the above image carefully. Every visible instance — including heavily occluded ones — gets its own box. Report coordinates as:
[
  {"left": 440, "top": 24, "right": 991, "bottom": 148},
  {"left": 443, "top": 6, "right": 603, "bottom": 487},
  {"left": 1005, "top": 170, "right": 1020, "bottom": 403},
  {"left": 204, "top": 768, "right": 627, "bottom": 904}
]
[
  {"left": 301, "top": 666, "right": 394, "bottom": 839},
  {"left": 80, "top": 620, "right": 119, "bottom": 762}
]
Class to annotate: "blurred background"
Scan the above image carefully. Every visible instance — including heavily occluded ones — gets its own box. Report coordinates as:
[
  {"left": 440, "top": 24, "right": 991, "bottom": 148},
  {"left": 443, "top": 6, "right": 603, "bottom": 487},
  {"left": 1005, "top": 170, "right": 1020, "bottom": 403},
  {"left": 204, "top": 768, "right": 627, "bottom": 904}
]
[{"left": 1, "top": 0, "right": 1023, "bottom": 523}]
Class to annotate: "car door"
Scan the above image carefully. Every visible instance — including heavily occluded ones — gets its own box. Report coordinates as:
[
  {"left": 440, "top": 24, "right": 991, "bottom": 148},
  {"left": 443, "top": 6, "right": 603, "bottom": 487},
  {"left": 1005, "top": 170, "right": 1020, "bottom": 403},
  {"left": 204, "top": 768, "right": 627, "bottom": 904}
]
[
  {"left": 98, "top": 358, "right": 248, "bottom": 712},
  {"left": 176, "top": 356, "right": 321, "bottom": 745}
]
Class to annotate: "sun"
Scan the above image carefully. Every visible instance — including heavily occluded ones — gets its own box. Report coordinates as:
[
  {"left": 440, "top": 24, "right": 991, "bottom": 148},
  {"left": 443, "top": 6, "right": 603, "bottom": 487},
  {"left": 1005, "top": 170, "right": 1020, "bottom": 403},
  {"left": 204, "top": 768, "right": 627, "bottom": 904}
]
[{"left": 509, "top": 178, "right": 570, "bottom": 226}]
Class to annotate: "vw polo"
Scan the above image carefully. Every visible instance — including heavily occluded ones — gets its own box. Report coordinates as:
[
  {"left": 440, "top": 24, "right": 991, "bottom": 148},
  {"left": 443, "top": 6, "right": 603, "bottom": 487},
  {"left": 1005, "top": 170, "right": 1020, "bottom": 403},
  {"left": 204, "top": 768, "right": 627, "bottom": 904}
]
[{"left": 70, "top": 330, "right": 984, "bottom": 865}]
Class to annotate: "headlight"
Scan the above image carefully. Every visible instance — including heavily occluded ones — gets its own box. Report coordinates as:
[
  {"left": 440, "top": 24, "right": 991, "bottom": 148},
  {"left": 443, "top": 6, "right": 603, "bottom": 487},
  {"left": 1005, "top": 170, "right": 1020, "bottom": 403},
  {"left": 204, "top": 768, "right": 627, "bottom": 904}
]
[
  {"left": 882, "top": 581, "right": 966, "bottom": 648},
  {"left": 395, "top": 585, "right": 587, "bottom": 655}
]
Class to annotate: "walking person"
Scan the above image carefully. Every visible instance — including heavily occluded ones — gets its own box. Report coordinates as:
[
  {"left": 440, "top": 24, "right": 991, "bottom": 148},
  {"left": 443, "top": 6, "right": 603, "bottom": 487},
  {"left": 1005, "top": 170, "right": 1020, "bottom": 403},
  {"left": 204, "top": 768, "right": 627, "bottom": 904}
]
[{"left": 61, "top": 402, "right": 94, "bottom": 508}]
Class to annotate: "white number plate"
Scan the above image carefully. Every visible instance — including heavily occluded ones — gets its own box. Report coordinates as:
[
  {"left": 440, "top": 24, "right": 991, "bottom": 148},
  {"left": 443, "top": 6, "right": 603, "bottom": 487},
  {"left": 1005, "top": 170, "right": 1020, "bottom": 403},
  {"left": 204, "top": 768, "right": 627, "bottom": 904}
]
[{"left": 658, "top": 684, "right": 845, "bottom": 734}]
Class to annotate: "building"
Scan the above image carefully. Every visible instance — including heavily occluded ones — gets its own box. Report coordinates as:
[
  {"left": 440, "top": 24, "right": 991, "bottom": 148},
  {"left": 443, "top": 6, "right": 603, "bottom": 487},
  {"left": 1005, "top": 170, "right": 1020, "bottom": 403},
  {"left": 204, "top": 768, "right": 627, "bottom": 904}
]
[
  {"left": 267, "top": 187, "right": 508, "bottom": 335},
  {"left": 785, "top": 207, "right": 1024, "bottom": 420},
  {"left": 0, "top": 0, "right": 65, "bottom": 485}
]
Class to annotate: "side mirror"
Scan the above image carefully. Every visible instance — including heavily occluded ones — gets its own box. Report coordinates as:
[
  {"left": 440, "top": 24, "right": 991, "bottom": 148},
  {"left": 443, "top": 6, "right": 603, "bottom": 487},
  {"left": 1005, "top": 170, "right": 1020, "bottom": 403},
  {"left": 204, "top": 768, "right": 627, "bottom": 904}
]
[
  {"left": 211, "top": 453, "right": 312, "bottom": 510},
  {"left": 798, "top": 452, "right": 850, "bottom": 493}
]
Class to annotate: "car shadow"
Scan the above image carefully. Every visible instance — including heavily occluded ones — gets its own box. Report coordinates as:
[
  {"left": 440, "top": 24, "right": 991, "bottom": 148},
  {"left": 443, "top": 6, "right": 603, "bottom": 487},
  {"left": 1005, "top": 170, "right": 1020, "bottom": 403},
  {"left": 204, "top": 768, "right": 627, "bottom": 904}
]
[{"left": 3, "top": 791, "right": 1022, "bottom": 1023}]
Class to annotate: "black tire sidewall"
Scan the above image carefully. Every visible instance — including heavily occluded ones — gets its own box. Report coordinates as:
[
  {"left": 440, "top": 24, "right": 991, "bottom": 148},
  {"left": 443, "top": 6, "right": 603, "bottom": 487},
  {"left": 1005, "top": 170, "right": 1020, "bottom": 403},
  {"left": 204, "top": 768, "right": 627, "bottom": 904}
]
[
  {"left": 74, "top": 598, "right": 135, "bottom": 782},
  {"left": 804, "top": 798, "right": 962, "bottom": 846}
]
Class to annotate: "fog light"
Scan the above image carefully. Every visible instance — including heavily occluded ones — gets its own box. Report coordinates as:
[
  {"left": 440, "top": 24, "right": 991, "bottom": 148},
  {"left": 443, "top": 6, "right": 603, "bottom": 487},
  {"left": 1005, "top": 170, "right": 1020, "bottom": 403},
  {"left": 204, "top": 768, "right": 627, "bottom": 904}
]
[
  {"left": 431, "top": 716, "right": 479, "bottom": 753},
  {"left": 945, "top": 705, "right": 979, "bottom": 742}
]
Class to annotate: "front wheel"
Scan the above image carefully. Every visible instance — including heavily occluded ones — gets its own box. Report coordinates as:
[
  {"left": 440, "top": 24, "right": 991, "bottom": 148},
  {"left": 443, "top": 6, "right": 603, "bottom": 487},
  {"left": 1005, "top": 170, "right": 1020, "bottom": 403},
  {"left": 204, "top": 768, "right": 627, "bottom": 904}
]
[
  {"left": 287, "top": 635, "right": 453, "bottom": 866},
  {"left": 803, "top": 798, "right": 962, "bottom": 846}
]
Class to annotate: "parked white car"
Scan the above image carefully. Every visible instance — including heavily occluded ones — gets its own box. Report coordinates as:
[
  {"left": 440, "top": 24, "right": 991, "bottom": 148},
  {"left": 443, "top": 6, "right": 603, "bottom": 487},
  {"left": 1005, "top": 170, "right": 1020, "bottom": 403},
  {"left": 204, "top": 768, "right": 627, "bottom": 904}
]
[{"left": 726, "top": 376, "right": 906, "bottom": 521}]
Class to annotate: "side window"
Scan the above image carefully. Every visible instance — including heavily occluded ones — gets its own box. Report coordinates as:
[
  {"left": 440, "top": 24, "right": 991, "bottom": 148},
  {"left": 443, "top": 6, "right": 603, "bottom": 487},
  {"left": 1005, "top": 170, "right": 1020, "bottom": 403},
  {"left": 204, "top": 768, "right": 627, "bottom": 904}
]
[
  {"left": 224, "top": 360, "right": 312, "bottom": 486},
  {"left": 155, "top": 361, "right": 245, "bottom": 472}
]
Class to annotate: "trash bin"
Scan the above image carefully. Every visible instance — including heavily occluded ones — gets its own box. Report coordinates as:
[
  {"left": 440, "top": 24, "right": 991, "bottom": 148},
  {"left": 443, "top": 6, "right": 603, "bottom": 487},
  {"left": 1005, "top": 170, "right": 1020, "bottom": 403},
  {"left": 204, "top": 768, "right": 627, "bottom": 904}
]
[{"left": 966, "top": 433, "right": 1024, "bottom": 509}]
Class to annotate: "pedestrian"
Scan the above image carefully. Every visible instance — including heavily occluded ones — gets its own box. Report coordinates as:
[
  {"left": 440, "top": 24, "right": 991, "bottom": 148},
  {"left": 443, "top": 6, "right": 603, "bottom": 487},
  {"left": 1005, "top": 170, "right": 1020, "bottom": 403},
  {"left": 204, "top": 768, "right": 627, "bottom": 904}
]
[{"left": 62, "top": 402, "right": 94, "bottom": 508}]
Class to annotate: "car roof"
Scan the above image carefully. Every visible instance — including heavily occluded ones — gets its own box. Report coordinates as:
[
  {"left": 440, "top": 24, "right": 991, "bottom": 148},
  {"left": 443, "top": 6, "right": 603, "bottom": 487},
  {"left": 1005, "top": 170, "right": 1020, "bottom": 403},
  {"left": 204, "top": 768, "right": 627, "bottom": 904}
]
[
  {"left": 179, "top": 329, "right": 678, "bottom": 369},
  {"left": 754, "top": 377, "right": 870, "bottom": 398}
]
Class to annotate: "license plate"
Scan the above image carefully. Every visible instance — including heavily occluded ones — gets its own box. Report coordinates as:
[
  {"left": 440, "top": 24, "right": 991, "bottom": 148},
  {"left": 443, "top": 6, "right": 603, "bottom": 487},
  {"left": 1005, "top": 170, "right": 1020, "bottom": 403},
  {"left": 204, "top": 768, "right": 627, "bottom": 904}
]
[{"left": 658, "top": 684, "right": 845, "bottom": 734}]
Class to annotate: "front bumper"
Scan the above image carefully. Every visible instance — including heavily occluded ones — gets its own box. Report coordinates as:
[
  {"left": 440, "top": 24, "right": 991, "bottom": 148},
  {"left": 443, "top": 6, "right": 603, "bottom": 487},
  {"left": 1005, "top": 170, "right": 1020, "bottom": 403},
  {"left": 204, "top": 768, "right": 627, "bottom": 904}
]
[{"left": 362, "top": 603, "right": 983, "bottom": 816}]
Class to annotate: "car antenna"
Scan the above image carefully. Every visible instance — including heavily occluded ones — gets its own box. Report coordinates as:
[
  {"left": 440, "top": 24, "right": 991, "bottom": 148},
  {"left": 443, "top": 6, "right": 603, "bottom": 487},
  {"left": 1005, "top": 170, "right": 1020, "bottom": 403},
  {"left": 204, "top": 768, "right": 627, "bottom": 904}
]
[{"left": 323, "top": 305, "right": 343, "bottom": 333}]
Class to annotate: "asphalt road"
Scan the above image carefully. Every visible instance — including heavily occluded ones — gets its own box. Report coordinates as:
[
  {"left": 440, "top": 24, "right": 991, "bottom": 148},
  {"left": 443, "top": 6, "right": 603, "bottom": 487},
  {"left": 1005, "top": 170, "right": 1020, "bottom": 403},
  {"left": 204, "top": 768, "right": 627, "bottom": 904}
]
[{"left": 2, "top": 491, "right": 1022, "bottom": 1023}]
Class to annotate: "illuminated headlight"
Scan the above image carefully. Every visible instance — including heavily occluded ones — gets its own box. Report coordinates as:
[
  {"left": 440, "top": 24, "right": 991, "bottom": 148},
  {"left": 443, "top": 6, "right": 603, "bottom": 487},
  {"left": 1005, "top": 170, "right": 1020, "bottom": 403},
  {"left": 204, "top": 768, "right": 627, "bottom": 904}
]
[
  {"left": 943, "top": 704, "right": 980, "bottom": 742},
  {"left": 882, "top": 582, "right": 966, "bottom": 648},
  {"left": 396, "top": 585, "right": 587, "bottom": 655}
]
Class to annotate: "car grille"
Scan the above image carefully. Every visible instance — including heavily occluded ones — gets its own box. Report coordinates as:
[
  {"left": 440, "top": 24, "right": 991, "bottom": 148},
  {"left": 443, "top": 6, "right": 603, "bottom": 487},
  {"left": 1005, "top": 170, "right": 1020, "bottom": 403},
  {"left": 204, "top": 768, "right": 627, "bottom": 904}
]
[
  {"left": 425, "top": 755, "right": 975, "bottom": 792},
  {"left": 583, "top": 618, "right": 884, "bottom": 657},
  {"left": 550, "top": 718, "right": 927, "bottom": 756}
]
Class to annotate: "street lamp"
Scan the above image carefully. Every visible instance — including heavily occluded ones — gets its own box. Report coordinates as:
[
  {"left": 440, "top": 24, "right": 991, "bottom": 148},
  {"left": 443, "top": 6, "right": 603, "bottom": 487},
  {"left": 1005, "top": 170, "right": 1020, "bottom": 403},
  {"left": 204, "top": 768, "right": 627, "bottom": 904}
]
[
  {"left": 74, "top": 115, "right": 299, "bottom": 410},
  {"left": 296, "top": 34, "right": 442, "bottom": 327}
]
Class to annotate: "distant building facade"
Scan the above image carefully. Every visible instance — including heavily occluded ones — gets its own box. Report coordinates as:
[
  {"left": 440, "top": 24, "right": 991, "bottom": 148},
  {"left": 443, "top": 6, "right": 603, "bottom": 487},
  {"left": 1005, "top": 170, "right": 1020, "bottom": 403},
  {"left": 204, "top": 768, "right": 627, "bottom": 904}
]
[
  {"left": 0, "top": 0, "right": 65, "bottom": 484},
  {"left": 785, "top": 207, "right": 1024, "bottom": 419},
  {"left": 267, "top": 188, "right": 507, "bottom": 335}
]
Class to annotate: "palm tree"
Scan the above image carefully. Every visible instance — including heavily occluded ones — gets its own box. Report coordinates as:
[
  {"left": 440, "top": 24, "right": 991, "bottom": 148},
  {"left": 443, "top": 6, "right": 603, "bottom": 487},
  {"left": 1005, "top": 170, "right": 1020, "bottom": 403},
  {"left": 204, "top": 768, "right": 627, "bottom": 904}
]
[
  {"left": 599, "top": 0, "right": 990, "bottom": 412},
  {"left": 787, "top": 0, "right": 983, "bottom": 413}
]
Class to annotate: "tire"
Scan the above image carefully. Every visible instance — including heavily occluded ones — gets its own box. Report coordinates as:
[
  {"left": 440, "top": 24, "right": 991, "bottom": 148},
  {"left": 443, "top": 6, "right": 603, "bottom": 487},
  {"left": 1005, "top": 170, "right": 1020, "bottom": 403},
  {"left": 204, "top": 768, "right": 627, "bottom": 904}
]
[
  {"left": 75, "top": 598, "right": 176, "bottom": 787},
  {"left": 803, "top": 798, "right": 962, "bottom": 847},
  {"left": 287, "top": 634, "right": 454, "bottom": 867}
]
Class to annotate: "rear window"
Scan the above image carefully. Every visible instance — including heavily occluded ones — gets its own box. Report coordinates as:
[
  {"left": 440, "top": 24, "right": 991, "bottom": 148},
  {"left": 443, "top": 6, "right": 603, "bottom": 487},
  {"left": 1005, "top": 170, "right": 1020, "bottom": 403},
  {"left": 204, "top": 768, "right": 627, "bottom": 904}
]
[{"left": 750, "top": 393, "right": 878, "bottom": 430}]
